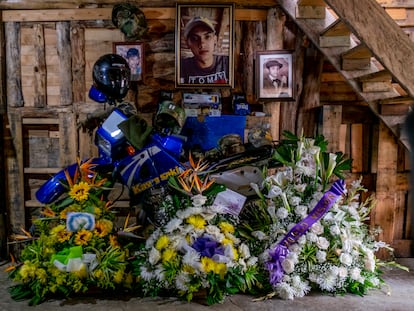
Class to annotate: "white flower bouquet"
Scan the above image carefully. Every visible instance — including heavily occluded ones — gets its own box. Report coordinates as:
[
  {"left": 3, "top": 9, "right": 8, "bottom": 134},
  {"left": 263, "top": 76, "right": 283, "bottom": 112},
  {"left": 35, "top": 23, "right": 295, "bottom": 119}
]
[
  {"left": 129, "top": 155, "right": 262, "bottom": 305},
  {"left": 239, "top": 131, "right": 407, "bottom": 300},
  {"left": 131, "top": 195, "right": 261, "bottom": 304}
]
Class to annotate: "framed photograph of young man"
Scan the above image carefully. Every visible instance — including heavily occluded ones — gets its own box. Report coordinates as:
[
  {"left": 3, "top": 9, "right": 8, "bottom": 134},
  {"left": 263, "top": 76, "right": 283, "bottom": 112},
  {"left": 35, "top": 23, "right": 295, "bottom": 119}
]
[
  {"left": 256, "top": 50, "right": 295, "bottom": 101},
  {"left": 175, "top": 4, "right": 234, "bottom": 88},
  {"left": 113, "top": 42, "right": 144, "bottom": 82}
]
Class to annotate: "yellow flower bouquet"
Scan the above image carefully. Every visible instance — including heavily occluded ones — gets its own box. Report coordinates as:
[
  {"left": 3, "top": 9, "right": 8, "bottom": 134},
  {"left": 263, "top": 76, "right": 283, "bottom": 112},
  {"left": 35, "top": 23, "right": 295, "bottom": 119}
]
[{"left": 7, "top": 159, "right": 134, "bottom": 305}]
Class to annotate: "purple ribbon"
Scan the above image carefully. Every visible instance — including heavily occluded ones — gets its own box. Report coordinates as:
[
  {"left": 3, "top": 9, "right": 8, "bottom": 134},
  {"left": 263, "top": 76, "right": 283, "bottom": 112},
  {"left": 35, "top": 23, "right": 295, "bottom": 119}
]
[{"left": 266, "top": 179, "right": 346, "bottom": 286}]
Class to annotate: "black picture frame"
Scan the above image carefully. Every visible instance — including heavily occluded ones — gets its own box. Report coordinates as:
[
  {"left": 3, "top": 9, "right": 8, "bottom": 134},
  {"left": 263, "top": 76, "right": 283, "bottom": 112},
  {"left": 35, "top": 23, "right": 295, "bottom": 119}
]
[{"left": 175, "top": 3, "right": 234, "bottom": 88}]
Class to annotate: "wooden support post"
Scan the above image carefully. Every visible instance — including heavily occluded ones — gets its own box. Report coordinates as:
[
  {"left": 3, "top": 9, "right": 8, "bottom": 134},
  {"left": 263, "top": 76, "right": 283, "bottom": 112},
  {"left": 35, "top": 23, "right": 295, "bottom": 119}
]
[
  {"left": 263, "top": 7, "right": 285, "bottom": 142},
  {"left": 56, "top": 22, "right": 73, "bottom": 106},
  {"left": 6, "top": 112, "right": 25, "bottom": 231},
  {"left": 322, "top": 105, "right": 342, "bottom": 153},
  {"left": 5, "top": 22, "right": 24, "bottom": 107},
  {"left": 373, "top": 121, "right": 398, "bottom": 259},
  {"left": 33, "top": 23, "right": 47, "bottom": 108},
  {"left": 59, "top": 112, "right": 77, "bottom": 167}
]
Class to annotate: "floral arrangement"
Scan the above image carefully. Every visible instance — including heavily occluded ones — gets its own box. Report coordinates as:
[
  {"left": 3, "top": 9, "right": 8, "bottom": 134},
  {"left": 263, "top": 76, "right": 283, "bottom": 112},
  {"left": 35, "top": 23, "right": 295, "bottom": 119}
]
[
  {"left": 6, "top": 133, "right": 408, "bottom": 305},
  {"left": 6, "top": 159, "right": 135, "bottom": 305},
  {"left": 239, "top": 131, "right": 406, "bottom": 300},
  {"left": 129, "top": 154, "right": 263, "bottom": 305}
]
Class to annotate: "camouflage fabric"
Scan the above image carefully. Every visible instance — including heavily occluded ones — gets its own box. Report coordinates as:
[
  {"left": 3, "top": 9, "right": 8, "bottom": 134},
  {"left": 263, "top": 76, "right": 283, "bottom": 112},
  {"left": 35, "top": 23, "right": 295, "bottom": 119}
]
[{"left": 112, "top": 3, "right": 147, "bottom": 40}]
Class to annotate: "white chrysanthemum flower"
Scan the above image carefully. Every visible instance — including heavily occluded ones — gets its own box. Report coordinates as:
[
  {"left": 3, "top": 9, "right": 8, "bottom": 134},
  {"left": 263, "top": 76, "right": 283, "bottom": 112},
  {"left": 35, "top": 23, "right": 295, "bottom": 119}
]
[
  {"left": 316, "top": 250, "right": 326, "bottom": 263},
  {"left": 207, "top": 203, "right": 226, "bottom": 215},
  {"left": 251, "top": 230, "right": 267, "bottom": 240},
  {"left": 316, "top": 237, "right": 330, "bottom": 250},
  {"left": 291, "top": 275, "right": 311, "bottom": 297},
  {"left": 140, "top": 266, "right": 154, "bottom": 281},
  {"left": 165, "top": 218, "right": 182, "bottom": 233},
  {"left": 192, "top": 194, "right": 207, "bottom": 207},
  {"left": 168, "top": 235, "right": 181, "bottom": 250},
  {"left": 149, "top": 247, "right": 161, "bottom": 265},
  {"left": 319, "top": 272, "right": 337, "bottom": 291},
  {"left": 275, "top": 282, "right": 295, "bottom": 300},
  {"left": 282, "top": 258, "right": 295, "bottom": 274},
  {"left": 154, "top": 267, "right": 165, "bottom": 282},
  {"left": 339, "top": 252, "right": 353, "bottom": 266},
  {"left": 183, "top": 250, "right": 201, "bottom": 269},
  {"left": 276, "top": 207, "right": 289, "bottom": 219},
  {"left": 176, "top": 207, "right": 203, "bottom": 219},
  {"left": 205, "top": 224, "right": 221, "bottom": 236},
  {"left": 146, "top": 230, "right": 161, "bottom": 248},
  {"left": 350, "top": 267, "right": 362, "bottom": 281},
  {"left": 175, "top": 272, "right": 190, "bottom": 291},
  {"left": 338, "top": 266, "right": 348, "bottom": 278}
]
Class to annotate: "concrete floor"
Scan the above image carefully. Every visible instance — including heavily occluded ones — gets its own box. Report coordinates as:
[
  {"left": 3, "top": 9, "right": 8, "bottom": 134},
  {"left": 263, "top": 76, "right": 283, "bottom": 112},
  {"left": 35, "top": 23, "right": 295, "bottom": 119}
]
[{"left": 1, "top": 258, "right": 413, "bottom": 311}]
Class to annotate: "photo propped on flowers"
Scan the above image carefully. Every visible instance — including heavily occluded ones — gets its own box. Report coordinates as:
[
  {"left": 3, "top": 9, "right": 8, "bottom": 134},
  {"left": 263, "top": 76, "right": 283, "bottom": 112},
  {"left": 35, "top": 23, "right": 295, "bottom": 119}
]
[
  {"left": 113, "top": 42, "right": 144, "bottom": 82},
  {"left": 256, "top": 50, "right": 295, "bottom": 101},
  {"left": 175, "top": 4, "right": 234, "bottom": 88}
]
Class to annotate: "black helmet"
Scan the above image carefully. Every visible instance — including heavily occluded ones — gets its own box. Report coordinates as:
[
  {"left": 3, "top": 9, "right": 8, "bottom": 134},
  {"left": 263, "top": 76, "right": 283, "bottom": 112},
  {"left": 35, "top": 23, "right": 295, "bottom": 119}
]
[{"left": 92, "top": 54, "right": 130, "bottom": 102}]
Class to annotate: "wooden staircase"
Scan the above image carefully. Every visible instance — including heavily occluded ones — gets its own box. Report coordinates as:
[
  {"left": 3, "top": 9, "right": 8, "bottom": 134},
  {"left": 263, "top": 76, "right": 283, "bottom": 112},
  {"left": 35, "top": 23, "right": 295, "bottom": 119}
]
[{"left": 277, "top": 0, "right": 414, "bottom": 150}]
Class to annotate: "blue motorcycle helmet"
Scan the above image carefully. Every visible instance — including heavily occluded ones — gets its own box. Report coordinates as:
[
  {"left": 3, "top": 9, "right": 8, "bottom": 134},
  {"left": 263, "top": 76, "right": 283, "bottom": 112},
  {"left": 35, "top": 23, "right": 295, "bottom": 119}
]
[{"left": 92, "top": 54, "right": 131, "bottom": 104}]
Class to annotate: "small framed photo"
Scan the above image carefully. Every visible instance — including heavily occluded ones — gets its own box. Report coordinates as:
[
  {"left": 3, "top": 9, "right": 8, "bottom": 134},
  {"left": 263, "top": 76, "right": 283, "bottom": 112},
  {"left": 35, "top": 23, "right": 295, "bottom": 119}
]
[
  {"left": 256, "top": 50, "right": 295, "bottom": 101},
  {"left": 113, "top": 42, "right": 144, "bottom": 82},
  {"left": 176, "top": 3, "right": 234, "bottom": 88}
]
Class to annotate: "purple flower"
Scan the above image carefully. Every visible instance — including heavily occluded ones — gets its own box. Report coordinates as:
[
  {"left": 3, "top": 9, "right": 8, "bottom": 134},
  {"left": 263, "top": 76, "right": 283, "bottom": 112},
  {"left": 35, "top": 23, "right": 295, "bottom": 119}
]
[
  {"left": 192, "top": 235, "right": 224, "bottom": 258},
  {"left": 266, "top": 245, "right": 289, "bottom": 286}
]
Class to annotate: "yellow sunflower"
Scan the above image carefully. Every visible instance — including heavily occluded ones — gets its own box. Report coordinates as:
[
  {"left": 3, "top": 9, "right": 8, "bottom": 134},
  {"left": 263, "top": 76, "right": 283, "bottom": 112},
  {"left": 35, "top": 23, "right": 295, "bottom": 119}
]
[
  {"left": 69, "top": 181, "right": 91, "bottom": 202},
  {"left": 74, "top": 229, "right": 93, "bottom": 245},
  {"left": 94, "top": 219, "right": 113, "bottom": 237}
]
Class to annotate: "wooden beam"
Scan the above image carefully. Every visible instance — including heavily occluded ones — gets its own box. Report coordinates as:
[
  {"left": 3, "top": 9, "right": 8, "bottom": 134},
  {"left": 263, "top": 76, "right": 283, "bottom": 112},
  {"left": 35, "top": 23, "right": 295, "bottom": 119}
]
[
  {"left": 0, "top": 0, "right": 277, "bottom": 10},
  {"left": 2, "top": 8, "right": 268, "bottom": 22},
  {"left": 324, "top": 0, "right": 414, "bottom": 98}
]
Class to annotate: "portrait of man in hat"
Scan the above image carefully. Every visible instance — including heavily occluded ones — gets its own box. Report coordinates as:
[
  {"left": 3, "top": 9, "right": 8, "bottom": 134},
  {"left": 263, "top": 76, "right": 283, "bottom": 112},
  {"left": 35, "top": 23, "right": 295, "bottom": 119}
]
[
  {"left": 177, "top": 5, "right": 233, "bottom": 87},
  {"left": 263, "top": 59, "right": 288, "bottom": 95},
  {"left": 257, "top": 52, "right": 293, "bottom": 99}
]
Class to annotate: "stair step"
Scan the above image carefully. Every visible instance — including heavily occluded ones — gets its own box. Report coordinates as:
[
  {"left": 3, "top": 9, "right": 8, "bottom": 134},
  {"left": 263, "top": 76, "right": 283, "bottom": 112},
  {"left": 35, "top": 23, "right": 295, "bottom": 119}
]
[
  {"left": 320, "top": 19, "right": 351, "bottom": 47},
  {"left": 341, "top": 44, "right": 372, "bottom": 70},
  {"left": 297, "top": 0, "right": 326, "bottom": 19}
]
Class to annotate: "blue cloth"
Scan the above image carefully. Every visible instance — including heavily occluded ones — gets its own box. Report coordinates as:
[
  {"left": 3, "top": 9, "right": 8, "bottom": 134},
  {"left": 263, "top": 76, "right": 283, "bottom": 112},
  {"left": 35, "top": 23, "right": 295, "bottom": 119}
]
[{"left": 181, "top": 115, "right": 246, "bottom": 151}]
